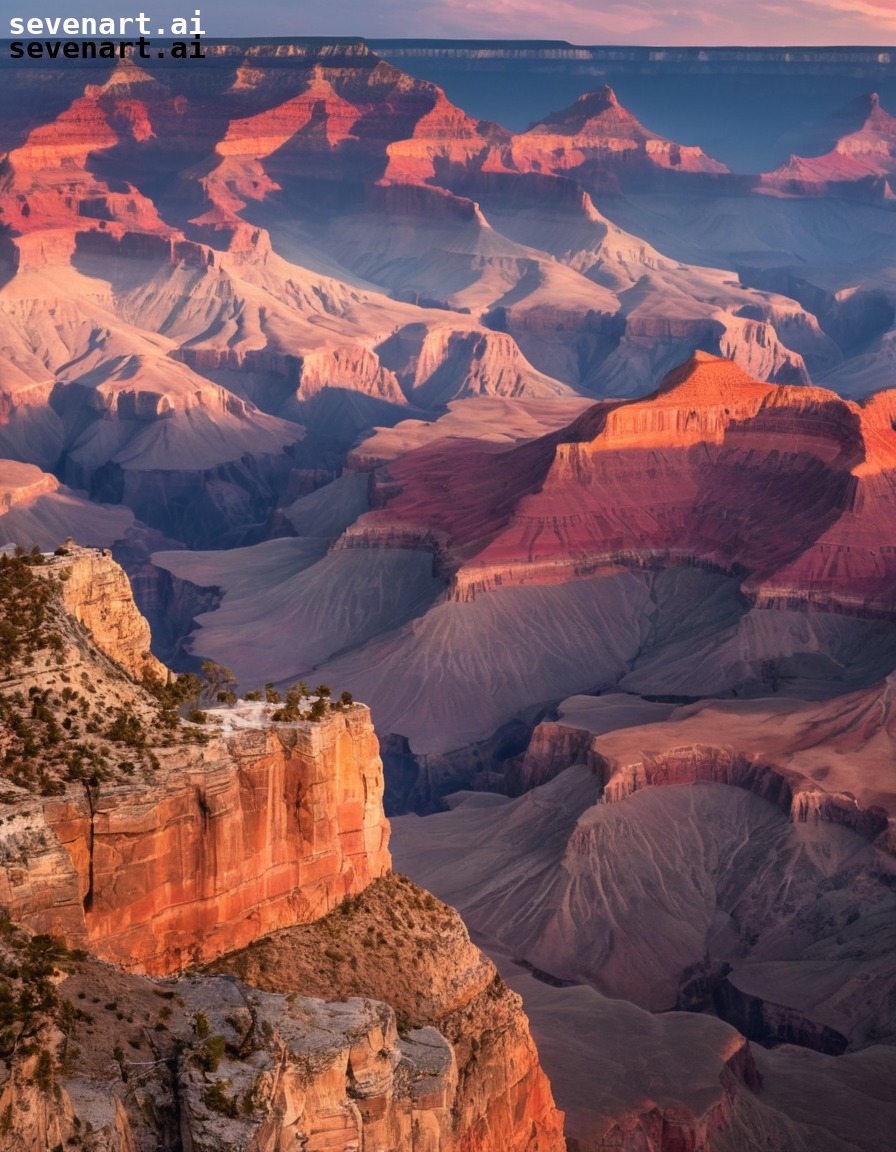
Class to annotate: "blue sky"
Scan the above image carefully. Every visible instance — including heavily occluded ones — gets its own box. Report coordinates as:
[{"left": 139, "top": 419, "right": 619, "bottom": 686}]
[{"left": 1, "top": 1, "right": 894, "bottom": 44}]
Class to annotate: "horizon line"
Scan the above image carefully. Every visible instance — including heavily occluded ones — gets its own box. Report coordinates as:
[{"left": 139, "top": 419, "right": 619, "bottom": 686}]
[{"left": 0, "top": 36, "right": 893, "bottom": 50}]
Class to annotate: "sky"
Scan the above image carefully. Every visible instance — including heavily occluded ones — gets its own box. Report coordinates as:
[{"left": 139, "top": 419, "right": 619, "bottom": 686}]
[{"left": 1, "top": 0, "right": 894, "bottom": 44}]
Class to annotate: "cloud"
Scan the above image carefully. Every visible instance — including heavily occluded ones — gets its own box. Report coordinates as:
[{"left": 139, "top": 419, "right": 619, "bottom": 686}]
[
  {"left": 376, "top": 0, "right": 896, "bottom": 43},
  {"left": 291, "top": 0, "right": 896, "bottom": 43}
]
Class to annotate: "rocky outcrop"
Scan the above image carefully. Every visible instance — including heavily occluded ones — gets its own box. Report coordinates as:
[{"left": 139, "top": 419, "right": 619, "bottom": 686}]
[
  {"left": 379, "top": 323, "right": 568, "bottom": 404},
  {"left": 294, "top": 345, "right": 406, "bottom": 405},
  {"left": 0, "top": 946, "right": 558, "bottom": 1152},
  {"left": 382, "top": 87, "right": 512, "bottom": 185},
  {"left": 214, "top": 873, "right": 565, "bottom": 1152},
  {"left": 177, "top": 978, "right": 461, "bottom": 1152},
  {"left": 595, "top": 743, "right": 889, "bottom": 845},
  {"left": 0, "top": 1056, "right": 81, "bottom": 1152},
  {"left": 47, "top": 546, "right": 168, "bottom": 682},
  {"left": 0, "top": 704, "right": 390, "bottom": 974}
]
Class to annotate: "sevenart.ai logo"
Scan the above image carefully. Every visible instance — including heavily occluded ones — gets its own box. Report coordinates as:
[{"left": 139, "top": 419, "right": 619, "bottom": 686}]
[{"left": 8, "top": 8, "right": 207, "bottom": 59}]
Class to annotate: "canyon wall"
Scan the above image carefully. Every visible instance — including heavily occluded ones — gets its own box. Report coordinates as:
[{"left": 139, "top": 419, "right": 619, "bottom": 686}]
[
  {"left": 0, "top": 547, "right": 565, "bottom": 1152},
  {"left": 517, "top": 687, "right": 895, "bottom": 850},
  {"left": 52, "top": 547, "right": 169, "bottom": 682},
  {"left": 0, "top": 706, "right": 391, "bottom": 974},
  {"left": 214, "top": 873, "right": 566, "bottom": 1152}
]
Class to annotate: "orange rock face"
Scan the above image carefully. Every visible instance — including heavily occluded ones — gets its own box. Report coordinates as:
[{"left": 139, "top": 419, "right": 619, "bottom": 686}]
[
  {"left": 214, "top": 874, "right": 566, "bottom": 1152},
  {"left": 1, "top": 707, "right": 391, "bottom": 975},
  {"left": 48, "top": 547, "right": 168, "bottom": 682}
]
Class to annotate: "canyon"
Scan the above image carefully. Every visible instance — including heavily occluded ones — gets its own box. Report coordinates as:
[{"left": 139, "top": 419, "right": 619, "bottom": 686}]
[
  {"left": 392, "top": 682, "right": 896, "bottom": 1149},
  {"left": 150, "top": 352, "right": 896, "bottom": 787},
  {"left": 0, "top": 37, "right": 894, "bottom": 1152}
]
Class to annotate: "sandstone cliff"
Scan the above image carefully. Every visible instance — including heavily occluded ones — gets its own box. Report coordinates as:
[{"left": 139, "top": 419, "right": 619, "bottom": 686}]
[
  {"left": 213, "top": 873, "right": 565, "bottom": 1152},
  {"left": 50, "top": 546, "right": 168, "bottom": 682},
  {"left": 0, "top": 545, "right": 564, "bottom": 1150},
  {"left": 0, "top": 548, "right": 391, "bottom": 973},
  {"left": 1, "top": 704, "right": 391, "bottom": 974}
]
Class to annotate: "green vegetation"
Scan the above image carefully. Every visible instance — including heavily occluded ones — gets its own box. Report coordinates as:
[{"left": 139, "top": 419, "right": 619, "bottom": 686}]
[
  {"left": 202, "top": 1079, "right": 240, "bottom": 1118},
  {"left": 0, "top": 912, "right": 88, "bottom": 1094},
  {"left": 0, "top": 553, "right": 63, "bottom": 672},
  {"left": 198, "top": 1033, "right": 227, "bottom": 1073},
  {"left": 200, "top": 661, "right": 236, "bottom": 706},
  {"left": 268, "top": 681, "right": 356, "bottom": 724}
]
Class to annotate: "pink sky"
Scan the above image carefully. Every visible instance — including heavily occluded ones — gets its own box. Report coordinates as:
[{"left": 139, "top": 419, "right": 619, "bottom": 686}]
[
  {"left": 282, "top": 0, "right": 896, "bottom": 44},
  {"left": 4, "top": 1, "right": 887, "bottom": 43}
]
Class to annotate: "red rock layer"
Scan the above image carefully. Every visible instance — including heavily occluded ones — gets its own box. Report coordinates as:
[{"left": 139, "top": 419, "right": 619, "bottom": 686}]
[
  {"left": 0, "top": 64, "right": 177, "bottom": 242},
  {"left": 340, "top": 353, "right": 896, "bottom": 615},
  {"left": 0, "top": 708, "right": 391, "bottom": 974}
]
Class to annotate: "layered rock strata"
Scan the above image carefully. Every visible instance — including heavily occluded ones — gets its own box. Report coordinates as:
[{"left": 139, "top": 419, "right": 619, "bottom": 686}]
[
  {"left": 519, "top": 681, "right": 896, "bottom": 849},
  {"left": 0, "top": 704, "right": 390, "bottom": 974},
  {"left": 0, "top": 546, "right": 564, "bottom": 1151},
  {"left": 214, "top": 873, "right": 566, "bottom": 1152},
  {"left": 344, "top": 354, "right": 896, "bottom": 618}
]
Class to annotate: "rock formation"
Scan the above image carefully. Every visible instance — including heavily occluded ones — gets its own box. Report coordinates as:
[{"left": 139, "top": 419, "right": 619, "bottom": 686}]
[
  {"left": 0, "top": 544, "right": 564, "bottom": 1150},
  {"left": 511, "top": 85, "right": 730, "bottom": 190},
  {"left": 214, "top": 874, "right": 565, "bottom": 1152},
  {"left": 0, "top": 41, "right": 854, "bottom": 555},
  {"left": 347, "top": 352, "right": 896, "bottom": 617},
  {"left": 0, "top": 551, "right": 389, "bottom": 973},
  {"left": 8, "top": 705, "right": 389, "bottom": 974},
  {"left": 50, "top": 546, "right": 168, "bottom": 682},
  {"left": 0, "top": 939, "right": 564, "bottom": 1152},
  {"left": 762, "top": 92, "right": 896, "bottom": 198}
]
